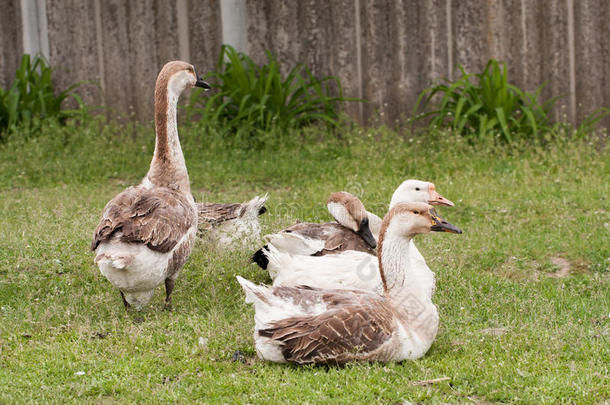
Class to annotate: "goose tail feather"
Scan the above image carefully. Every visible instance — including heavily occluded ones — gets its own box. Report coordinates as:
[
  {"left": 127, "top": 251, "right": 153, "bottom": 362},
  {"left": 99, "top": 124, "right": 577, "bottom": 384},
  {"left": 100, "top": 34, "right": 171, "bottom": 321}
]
[{"left": 244, "top": 194, "right": 268, "bottom": 218}]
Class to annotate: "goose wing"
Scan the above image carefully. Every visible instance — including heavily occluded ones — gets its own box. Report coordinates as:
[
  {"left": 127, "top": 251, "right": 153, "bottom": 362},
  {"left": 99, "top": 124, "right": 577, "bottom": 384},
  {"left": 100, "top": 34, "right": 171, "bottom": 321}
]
[
  {"left": 91, "top": 186, "right": 196, "bottom": 253},
  {"left": 197, "top": 202, "right": 244, "bottom": 225},
  {"left": 284, "top": 222, "right": 375, "bottom": 256},
  {"left": 259, "top": 294, "right": 395, "bottom": 364}
]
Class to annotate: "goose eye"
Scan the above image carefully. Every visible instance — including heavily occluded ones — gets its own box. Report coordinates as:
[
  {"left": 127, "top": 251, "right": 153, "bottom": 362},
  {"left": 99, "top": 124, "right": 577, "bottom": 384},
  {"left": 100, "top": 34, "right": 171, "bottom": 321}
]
[
  {"left": 413, "top": 210, "right": 419, "bottom": 215},
  {"left": 415, "top": 187, "right": 420, "bottom": 191}
]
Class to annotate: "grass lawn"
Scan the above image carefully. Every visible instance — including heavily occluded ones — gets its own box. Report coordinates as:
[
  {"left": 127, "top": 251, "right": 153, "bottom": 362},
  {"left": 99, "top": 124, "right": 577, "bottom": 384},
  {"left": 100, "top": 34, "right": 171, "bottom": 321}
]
[{"left": 0, "top": 122, "right": 608, "bottom": 403}]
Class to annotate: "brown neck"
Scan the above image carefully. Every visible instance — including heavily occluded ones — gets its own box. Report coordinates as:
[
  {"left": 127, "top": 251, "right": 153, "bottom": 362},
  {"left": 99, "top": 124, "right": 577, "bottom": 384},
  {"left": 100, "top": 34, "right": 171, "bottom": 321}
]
[{"left": 146, "top": 73, "right": 190, "bottom": 192}]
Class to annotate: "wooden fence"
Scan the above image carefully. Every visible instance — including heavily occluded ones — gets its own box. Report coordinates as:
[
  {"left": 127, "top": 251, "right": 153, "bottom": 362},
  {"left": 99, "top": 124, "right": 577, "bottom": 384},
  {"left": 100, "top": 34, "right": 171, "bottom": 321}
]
[{"left": 1, "top": 0, "right": 608, "bottom": 128}]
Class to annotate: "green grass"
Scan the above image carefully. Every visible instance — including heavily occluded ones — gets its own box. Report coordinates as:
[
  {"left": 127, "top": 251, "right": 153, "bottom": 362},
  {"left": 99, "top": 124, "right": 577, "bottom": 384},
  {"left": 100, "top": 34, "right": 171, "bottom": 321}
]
[{"left": 0, "top": 121, "right": 608, "bottom": 403}]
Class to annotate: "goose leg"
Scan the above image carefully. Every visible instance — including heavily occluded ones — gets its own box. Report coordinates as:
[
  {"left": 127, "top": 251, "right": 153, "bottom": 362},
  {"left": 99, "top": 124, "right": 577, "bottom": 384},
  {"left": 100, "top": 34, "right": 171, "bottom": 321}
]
[
  {"left": 120, "top": 291, "right": 130, "bottom": 309},
  {"left": 164, "top": 278, "right": 175, "bottom": 310}
]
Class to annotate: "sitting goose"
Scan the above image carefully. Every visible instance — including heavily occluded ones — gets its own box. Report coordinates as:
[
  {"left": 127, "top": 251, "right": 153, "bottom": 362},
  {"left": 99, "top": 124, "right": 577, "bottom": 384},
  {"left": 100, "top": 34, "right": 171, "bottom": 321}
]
[
  {"left": 237, "top": 202, "right": 462, "bottom": 364},
  {"left": 255, "top": 192, "right": 377, "bottom": 267},
  {"left": 91, "top": 61, "right": 209, "bottom": 310},
  {"left": 252, "top": 180, "right": 453, "bottom": 273},
  {"left": 196, "top": 194, "right": 268, "bottom": 246},
  {"left": 252, "top": 180, "right": 454, "bottom": 280}
]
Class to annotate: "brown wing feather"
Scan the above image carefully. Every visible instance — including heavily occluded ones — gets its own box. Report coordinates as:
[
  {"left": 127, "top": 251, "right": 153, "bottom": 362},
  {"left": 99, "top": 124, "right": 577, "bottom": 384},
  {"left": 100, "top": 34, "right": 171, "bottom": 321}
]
[
  {"left": 260, "top": 295, "right": 395, "bottom": 364},
  {"left": 197, "top": 202, "right": 244, "bottom": 225},
  {"left": 285, "top": 222, "right": 376, "bottom": 256},
  {"left": 91, "top": 185, "right": 196, "bottom": 253}
]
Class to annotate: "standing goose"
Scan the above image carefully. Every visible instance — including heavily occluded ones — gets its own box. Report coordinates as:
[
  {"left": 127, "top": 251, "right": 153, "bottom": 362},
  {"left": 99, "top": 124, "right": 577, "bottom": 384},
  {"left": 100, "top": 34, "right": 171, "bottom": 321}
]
[
  {"left": 237, "top": 202, "right": 462, "bottom": 364},
  {"left": 91, "top": 61, "right": 210, "bottom": 310},
  {"left": 196, "top": 194, "right": 268, "bottom": 247}
]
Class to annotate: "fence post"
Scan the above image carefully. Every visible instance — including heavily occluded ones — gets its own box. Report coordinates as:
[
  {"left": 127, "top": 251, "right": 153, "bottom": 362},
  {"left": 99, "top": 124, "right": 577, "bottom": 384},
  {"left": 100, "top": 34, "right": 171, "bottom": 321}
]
[
  {"left": 20, "top": 0, "right": 49, "bottom": 59},
  {"left": 220, "top": 0, "right": 248, "bottom": 53}
]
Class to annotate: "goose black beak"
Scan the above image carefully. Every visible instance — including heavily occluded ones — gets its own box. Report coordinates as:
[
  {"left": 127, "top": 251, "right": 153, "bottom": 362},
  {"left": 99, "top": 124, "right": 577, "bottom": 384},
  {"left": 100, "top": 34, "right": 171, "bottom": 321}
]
[
  {"left": 429, "top": 208, "right": 462, "bottom": 234},
  {"left": 195, "top": 76, "right": 211, "bottom": 90},
  {"left": 357, "top": 217, "right": 377, "bottom": 248}
]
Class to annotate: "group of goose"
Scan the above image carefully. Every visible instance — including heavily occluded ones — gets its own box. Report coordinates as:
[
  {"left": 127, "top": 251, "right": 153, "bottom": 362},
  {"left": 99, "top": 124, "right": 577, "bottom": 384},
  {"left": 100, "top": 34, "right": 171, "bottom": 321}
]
[{"left": 91, "top": 61, "right": 463, "bottom": 366}]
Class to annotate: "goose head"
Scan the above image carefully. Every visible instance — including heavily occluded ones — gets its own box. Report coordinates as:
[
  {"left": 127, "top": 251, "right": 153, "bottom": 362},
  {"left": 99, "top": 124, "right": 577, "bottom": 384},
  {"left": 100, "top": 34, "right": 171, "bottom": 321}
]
[
  {"left": 380, "top": 202, "right": 462, "bottom": 241},
  {"left": 327, "top": 191, "right": 377, "bottom": 248},
  {"left": 157, "top": 60, "right": 211, "bottom": 96},
  {"left": 389, "top": 180, "right": 454, "bottom": 209}
]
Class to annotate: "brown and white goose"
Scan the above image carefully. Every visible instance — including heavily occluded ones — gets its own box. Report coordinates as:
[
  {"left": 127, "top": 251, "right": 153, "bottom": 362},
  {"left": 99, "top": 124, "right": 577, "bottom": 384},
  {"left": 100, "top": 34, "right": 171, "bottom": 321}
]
[
  {"left": 196, "top": 194, "right": 268, "bottom": 246},
  {"left": 255, "top": 192, "right": 376, "bottom": 269},
  {"left": 252, "top": 180, "right": 453, "bottom": 272},
  {"left": 91, "top": 61, "right": 210, "bottom": 310},
  {"left": 237, "top": 202, "right": 462, "bottom": 364}
]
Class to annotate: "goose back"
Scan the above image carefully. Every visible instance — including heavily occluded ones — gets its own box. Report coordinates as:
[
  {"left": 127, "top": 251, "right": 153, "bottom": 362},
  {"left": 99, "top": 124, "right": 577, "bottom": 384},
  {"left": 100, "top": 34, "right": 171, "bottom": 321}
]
[{"left": 92, "top": 185, "right": 196, "bottom": 254}]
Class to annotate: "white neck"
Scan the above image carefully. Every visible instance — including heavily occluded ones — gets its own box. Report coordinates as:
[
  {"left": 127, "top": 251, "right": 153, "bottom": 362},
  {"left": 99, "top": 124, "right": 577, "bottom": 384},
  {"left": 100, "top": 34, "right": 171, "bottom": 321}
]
[
  {"left": 379, "top": 221, "right": 435, "bottom": 304},
  {"left": 157, "top": 86, "right": 186, "bottom": 167}
]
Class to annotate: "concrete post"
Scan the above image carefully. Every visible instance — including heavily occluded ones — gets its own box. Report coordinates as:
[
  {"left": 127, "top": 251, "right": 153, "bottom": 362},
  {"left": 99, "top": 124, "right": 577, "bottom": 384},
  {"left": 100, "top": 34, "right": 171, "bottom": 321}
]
[
  {"left": 220, "top": 0, "right": 248, "bottom": 52},
  {"left": 20, "top": 0, "right": 49, "bottom": 59}
]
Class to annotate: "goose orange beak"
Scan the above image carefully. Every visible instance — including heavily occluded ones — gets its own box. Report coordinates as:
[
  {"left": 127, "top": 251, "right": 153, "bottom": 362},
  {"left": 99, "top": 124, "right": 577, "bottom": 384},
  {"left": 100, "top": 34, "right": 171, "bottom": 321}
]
[
  {"left": 428, "top": 183, "right": 454, "bottom": 207},
  {"left": 429, "top": 208, "right": 462, "bottom": 234}
]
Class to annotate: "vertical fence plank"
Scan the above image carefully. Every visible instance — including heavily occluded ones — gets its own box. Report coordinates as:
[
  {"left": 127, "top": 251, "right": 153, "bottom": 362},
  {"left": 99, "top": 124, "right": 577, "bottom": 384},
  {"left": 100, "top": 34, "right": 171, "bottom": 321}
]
[
  {"left": 246, "top": 0, "right": 300, "bottom": 73},
  {"left": 152, "top": 0, "right": 181, "bottom": 64},
  {"left": 323, "top": 0, "right": 360, "bottom": 120},
  {"left": 359, "top": 0, "right": 396, "bottom": 124},
  {"left": 246, "top": 0, "right": 361, "bottom": 120},
  {"left": 360, "top": 0, "right": 450, "bottom": 125},
  {"left": 188, "top": 0, "right": 222, "bottom": 77},
  {"left": 450, "top": 0, "right": 490, "bottom": 78},
  {"left": 98, "top": 0, "right": 134, "bottom": 120},
  {"left": 45, "top": 0, "right": 101, "bottom": 107},
  {"left": 124, "top": 1, "right": 158, "bottom": 121},
  {"left": 125, "top": 1, "right": 181, "bottom": 121},
  {"left": 574, "top": 0, "right": 610, "bottom": 129},
  {"left": 392, "top": 0, "right": 450, "bottom": 125},
  {"left": 0, "top": 0, "right": 22, "bottom": 89},
  {"left": 537, "top": 0, "right": 571, "bottom": 122},
  {"left": 451, "top": 0, "right": 571, "bottom": 123}
]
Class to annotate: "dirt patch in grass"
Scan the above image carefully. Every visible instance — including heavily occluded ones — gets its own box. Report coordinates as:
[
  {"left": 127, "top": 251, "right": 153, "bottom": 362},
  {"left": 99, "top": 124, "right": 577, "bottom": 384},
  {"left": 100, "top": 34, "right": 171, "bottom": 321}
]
[
  {"left": 494, "top": 255, "right": 590, "bottom": 281},
  {"left": 547, "top": 256, "right": 571, "bottom": 278},
  {"left": 495, "top": 256, "right": 541, "bottom": 281},
  {"left": 479, "top": 327, "right": 508, "bottom": 336}
]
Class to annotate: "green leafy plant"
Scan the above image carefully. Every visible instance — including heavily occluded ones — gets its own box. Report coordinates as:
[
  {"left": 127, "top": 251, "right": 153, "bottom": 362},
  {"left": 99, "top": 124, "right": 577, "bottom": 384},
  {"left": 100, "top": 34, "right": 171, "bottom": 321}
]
[
  {"left": 185, "top": 45, "right": 359, "bottom": 141},
  {"left": 0, "top": 54, "right": 87, "bottom": 141},
  {"left": 411, "top": 59, "right": 561, "bottom": 143}
]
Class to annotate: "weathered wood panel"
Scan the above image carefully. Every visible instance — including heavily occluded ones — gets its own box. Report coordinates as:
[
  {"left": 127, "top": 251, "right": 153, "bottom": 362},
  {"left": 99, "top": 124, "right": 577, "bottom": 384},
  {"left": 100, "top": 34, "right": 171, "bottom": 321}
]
[
  {"left": 1, "top": 0, "right": 607, "bottom": 128},
  {"left": 125, "top": 0, "right": 181, "bottom": 120},
  {"left": 0, "top": 0, "right": 22, "bottom": 89},
  {"left": 98, "top": 0, "right": 134, "bottom": 118},
  {"left": 360, "top": 0, "right": 450, "bottom": 124},
  {"left": 574, "top": 0, "right": 610, "bottom": 129},
  {"left": 187, "top": 0, "right": 222, "bottom": 78},
  {"left": 96, "top": 0, "right": 183, "bottom": 120},
  {"left": 46, "top": 0, "right": 101, "bottom": 106},
  {"left": 537, "top": 0, "right": 571, "bottom": 122},
  {"left": 246, "top": 0, "right": 361, "bottom": 120}
]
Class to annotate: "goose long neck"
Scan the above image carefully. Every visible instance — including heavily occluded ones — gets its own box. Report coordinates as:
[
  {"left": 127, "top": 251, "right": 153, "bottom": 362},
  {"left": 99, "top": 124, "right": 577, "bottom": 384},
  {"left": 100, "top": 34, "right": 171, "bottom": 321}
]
[
  {"left": 146, "top": 76, "right": 190, "bottom": 192},
  {"left": 377, "top": 222, "right": 433, "bottom": 303}
]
